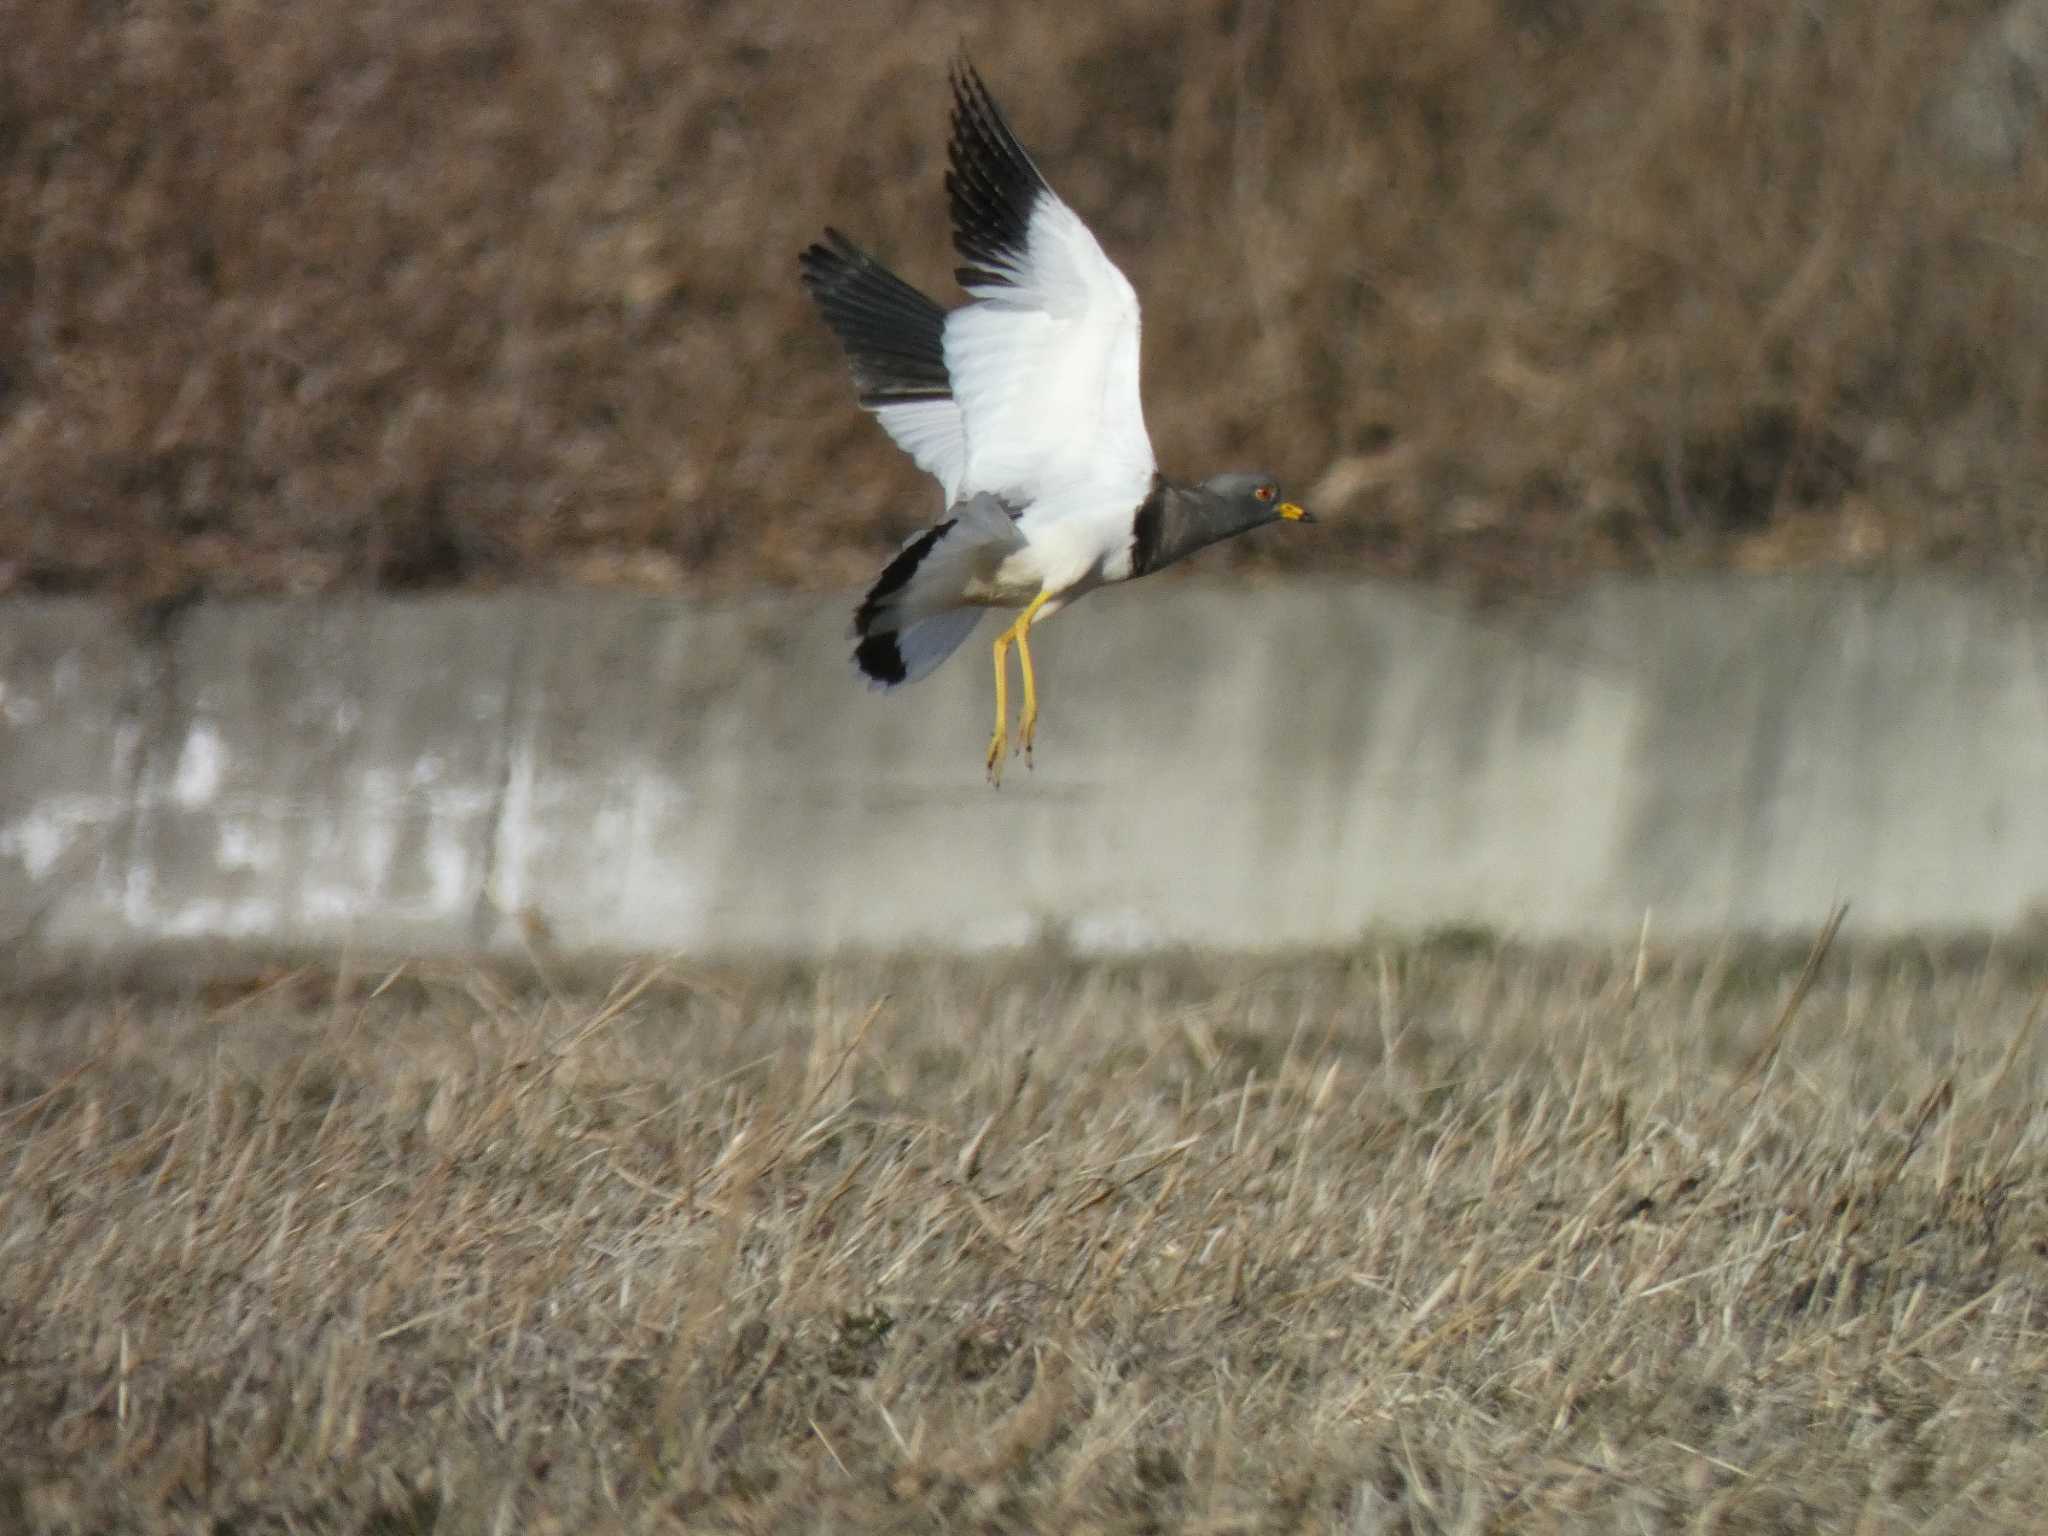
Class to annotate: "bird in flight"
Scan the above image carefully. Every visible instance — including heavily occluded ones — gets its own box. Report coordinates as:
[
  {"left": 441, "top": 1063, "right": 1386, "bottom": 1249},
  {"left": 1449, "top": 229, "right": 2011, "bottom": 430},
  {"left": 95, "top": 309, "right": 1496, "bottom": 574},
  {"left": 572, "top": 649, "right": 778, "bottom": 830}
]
[{"left": 801, "top": 59, "right": 1312, "bottom": 785}]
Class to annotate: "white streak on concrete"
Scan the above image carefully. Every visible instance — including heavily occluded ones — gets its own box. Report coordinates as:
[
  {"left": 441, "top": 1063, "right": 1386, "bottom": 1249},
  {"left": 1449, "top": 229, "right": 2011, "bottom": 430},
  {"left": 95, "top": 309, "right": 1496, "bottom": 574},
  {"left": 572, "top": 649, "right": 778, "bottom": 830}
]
[
  {"left": 490, "top": 735, "right": 538, "bottom": 915},
  {"left": 155, "top": 896, "right": 279, "bottom": 939},
  {"left": 300, "top": 883, "right": 365, "bottom": 924},
  {"left": 0, "top": 800, "right": 118, "bottom": 879},
  {"left": 0, "top": 680, "right": 41, "bottom": 726},
  {"left": 171, "top": 725, "right": 225, "bottom": 807},
  {"left": 427, "top": 830, "right": 474, "bottom": 911},
  {"left": 215, "top": 819, "right": 270, "bottom": 872}
]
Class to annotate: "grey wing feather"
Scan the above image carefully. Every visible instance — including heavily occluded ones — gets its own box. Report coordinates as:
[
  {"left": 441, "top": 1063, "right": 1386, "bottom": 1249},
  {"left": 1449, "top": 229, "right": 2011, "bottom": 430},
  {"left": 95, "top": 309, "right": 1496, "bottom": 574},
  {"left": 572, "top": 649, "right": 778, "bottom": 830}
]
[{"left": 866, "top": 609, "right": 986, "bottom": 690}]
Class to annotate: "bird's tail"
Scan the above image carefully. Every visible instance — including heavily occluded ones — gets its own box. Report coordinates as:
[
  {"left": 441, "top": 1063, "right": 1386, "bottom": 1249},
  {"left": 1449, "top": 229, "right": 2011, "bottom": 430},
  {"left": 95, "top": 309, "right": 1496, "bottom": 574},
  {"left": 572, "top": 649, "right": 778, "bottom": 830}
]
[{"left": 853, "top": 493, "right": 1024, "bottom": 688}]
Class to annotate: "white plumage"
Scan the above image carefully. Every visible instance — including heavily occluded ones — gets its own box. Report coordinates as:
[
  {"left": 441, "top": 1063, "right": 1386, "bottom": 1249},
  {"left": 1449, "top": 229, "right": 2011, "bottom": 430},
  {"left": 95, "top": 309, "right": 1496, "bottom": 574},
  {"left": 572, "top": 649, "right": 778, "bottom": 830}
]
[
  {"left": 945, "top": 198, "right": 1157, "bottom": 521},
  {"left": 800, "top": 59, "right": 1310, "bottom": 782}
]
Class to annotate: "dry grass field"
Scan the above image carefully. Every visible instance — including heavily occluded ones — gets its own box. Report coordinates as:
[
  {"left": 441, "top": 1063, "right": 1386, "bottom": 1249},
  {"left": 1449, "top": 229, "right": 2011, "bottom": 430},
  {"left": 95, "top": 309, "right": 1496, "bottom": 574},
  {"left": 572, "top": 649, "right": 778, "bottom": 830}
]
[
  {"left": 5, "top": 0, "right": 2048, "bottom": 601},
  {"left": 6, "top": 940, "right": 2048, "bottom": 1531}
]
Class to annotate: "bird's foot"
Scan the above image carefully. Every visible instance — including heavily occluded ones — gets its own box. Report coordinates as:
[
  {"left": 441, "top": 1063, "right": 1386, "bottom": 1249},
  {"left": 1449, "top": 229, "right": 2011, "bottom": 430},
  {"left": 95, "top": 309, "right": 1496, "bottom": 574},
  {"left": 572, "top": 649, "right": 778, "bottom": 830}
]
[
  {"left": 1016, "top": 708, "right": 1038, "bottom": 770},
  {"left": 985, "top": 725, "right": 1008, "bottom": 787}
]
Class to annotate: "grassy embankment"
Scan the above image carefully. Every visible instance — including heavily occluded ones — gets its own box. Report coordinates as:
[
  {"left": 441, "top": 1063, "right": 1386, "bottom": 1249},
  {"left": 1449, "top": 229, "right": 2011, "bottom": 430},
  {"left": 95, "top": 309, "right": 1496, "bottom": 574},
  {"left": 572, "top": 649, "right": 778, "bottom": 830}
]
[{"left": 4, "top": 0, "right": 2044, "bottom": 600}]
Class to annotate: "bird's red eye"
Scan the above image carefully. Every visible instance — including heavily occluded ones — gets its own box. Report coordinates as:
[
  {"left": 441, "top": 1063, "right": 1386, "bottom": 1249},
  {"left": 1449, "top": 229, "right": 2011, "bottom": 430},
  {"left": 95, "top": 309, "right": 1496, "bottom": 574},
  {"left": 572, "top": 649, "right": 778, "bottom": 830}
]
[{"left": 1255, "top": 484, "right": 1275, "bottom": 502}]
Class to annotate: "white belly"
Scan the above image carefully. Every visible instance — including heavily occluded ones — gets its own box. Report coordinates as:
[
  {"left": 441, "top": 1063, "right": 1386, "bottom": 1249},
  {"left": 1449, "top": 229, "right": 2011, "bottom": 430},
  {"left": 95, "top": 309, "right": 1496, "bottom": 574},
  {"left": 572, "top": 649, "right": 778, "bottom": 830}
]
[{"left": 963, "top": 504, "right": 1122, "bottom": 615}]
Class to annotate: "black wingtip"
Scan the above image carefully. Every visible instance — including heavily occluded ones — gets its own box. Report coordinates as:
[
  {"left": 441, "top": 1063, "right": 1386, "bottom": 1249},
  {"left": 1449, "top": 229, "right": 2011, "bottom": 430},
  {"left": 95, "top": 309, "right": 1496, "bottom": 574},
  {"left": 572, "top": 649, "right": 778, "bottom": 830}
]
[
  {"left": 945, "top": 58, "right": 1051, "bottom": 293},
  {"left": 797, "top": 225, "right": 856, "bottom": 274},
  {"left": 800, "top": 229, "right": 953, "bottom": 405}
]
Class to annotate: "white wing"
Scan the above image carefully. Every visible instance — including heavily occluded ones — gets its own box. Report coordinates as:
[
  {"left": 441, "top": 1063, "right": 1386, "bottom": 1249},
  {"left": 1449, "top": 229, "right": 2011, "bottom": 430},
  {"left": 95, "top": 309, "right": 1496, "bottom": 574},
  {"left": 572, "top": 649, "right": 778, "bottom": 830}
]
[
  {"left": 942, "top": 63, "right": 1157, "bottom": 518},
  {"left": 871, "top": 396, "right": 967, "bottom": 500}
]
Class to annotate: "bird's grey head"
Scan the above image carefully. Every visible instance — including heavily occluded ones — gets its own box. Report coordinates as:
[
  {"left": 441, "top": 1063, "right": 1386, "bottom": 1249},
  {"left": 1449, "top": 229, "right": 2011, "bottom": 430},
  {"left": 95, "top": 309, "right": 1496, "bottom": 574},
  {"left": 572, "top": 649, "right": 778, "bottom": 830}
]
[
  {"left": 1135, "top": 470, "right": 1313, "bottom": 579},
  {"left": 1196, "top": 472, "right": 1313, "bottom": 533}
]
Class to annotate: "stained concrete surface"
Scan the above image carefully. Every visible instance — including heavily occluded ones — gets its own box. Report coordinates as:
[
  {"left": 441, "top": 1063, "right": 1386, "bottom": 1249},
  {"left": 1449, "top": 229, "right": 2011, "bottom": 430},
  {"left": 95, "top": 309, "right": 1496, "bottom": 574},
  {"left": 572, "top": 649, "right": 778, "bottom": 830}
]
[{"left": 3, "top": 577, "right": 2045, "bottom": 973}]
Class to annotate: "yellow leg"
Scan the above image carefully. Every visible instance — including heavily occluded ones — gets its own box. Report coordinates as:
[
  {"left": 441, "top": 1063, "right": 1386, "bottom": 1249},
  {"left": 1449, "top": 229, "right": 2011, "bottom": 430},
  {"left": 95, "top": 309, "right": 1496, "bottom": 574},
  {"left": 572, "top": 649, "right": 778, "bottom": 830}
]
[
  {"left": 984, "top": 590, "right": 1053, "bottom": 787},
  {"left": 1014, "top": 609, "right": 1042, "bottom": 765},
  {"left": 986, "top": 626, "right": 1013, "bottom": 784}
]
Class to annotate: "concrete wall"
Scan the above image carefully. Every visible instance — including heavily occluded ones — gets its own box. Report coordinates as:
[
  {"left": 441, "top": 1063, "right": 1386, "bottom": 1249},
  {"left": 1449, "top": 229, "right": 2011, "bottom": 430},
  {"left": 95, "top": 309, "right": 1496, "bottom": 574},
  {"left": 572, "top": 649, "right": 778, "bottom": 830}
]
[{"left": 4, "top": 577, "right": 2046, "bottom": 972}]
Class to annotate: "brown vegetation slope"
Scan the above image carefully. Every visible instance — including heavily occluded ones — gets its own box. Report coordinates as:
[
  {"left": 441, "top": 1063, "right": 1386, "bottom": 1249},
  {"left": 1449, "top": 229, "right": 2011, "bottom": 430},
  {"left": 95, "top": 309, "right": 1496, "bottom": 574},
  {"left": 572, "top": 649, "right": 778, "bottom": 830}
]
[
  {"left": 5, "top": 946, "right": 2048, "bottom": 1529},
  {"left": 3, "top": 0, "right": 2047, "bottom": 600}
]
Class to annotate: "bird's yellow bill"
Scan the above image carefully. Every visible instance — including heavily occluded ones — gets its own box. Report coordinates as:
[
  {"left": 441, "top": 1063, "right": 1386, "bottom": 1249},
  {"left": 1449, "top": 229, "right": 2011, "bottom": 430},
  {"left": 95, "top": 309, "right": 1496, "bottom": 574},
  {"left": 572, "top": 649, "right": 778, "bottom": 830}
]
[{"left": 1278, "top": 502, "right": 1311, "bottom": 522}]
